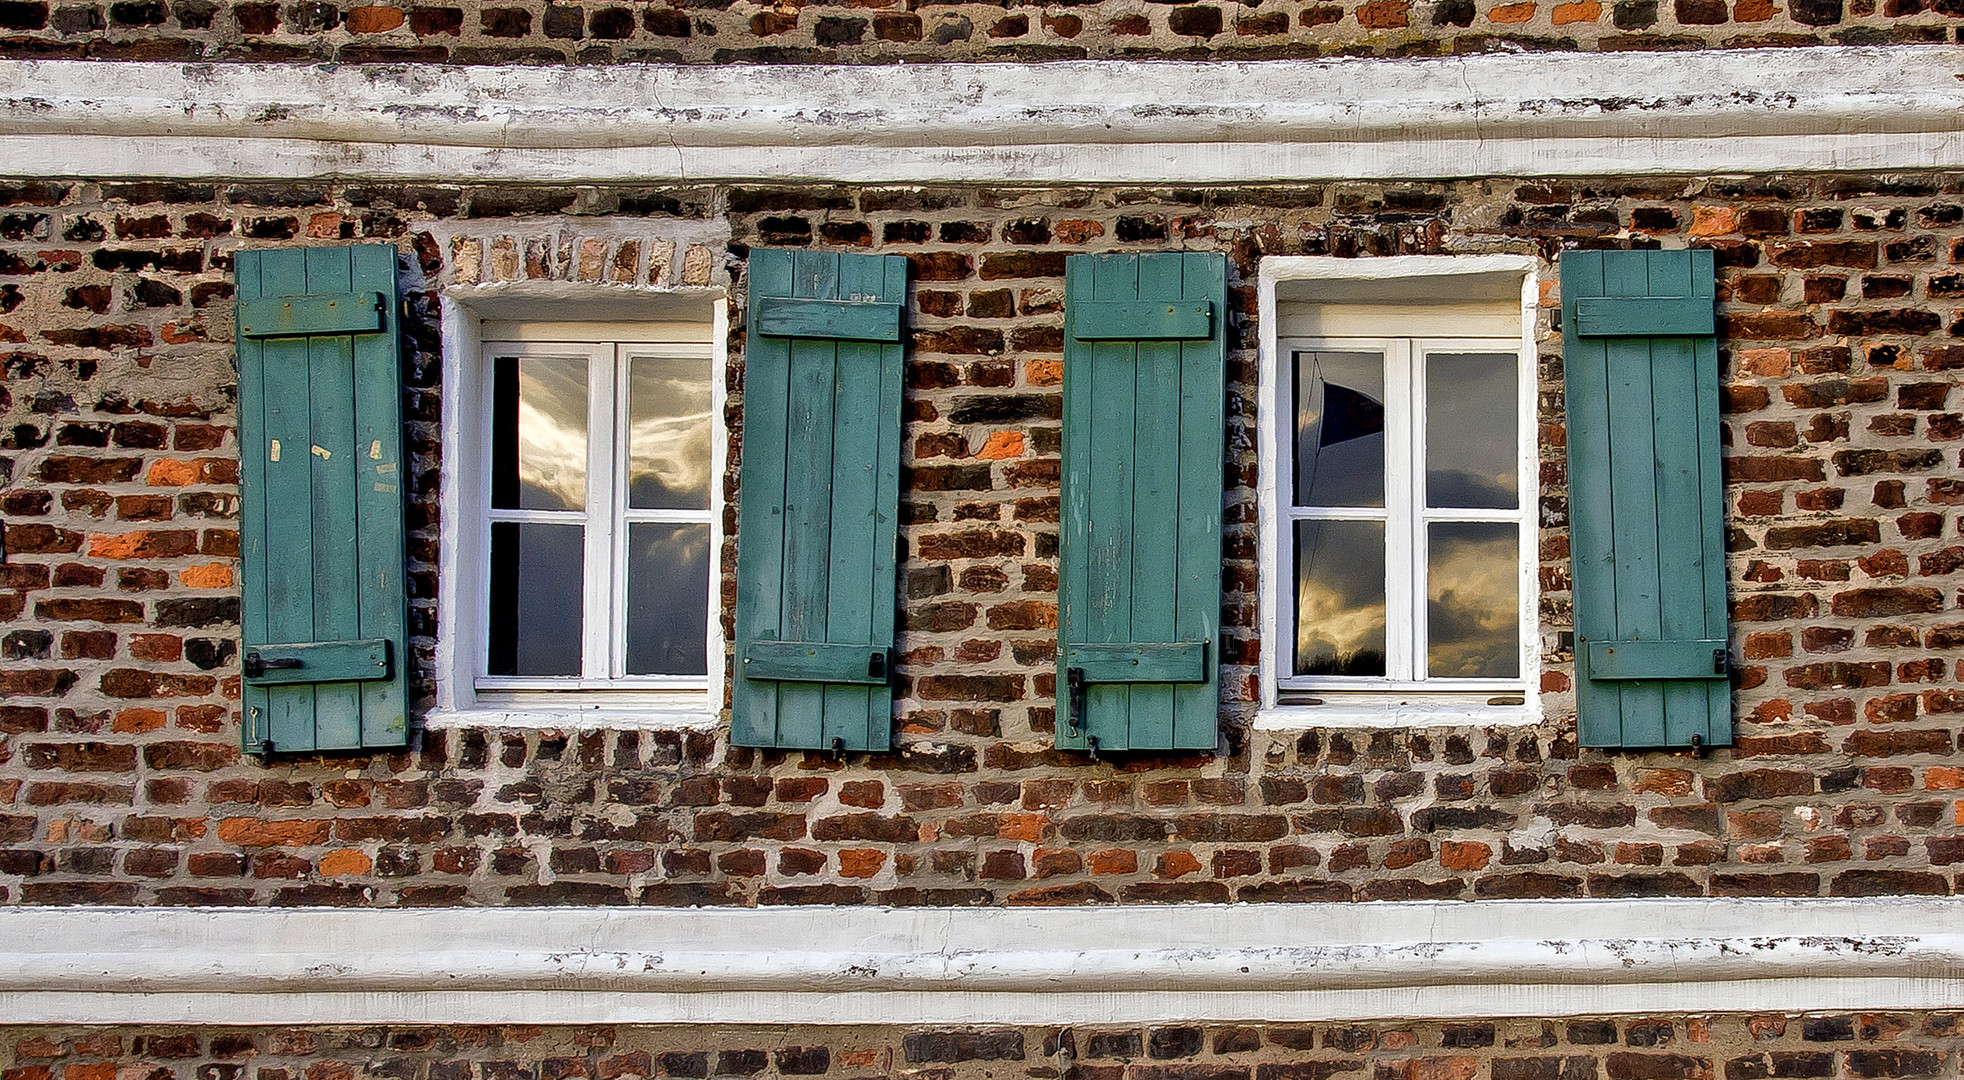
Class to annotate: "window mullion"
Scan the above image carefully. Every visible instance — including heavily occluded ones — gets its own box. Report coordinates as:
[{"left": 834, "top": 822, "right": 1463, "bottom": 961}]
[
  {"left": 611, "top": 345, "right": 634, "bottom": 680},
  {"left": 581, "top": 344, "right": 617, "bottom": 681},
  {"left": 1385, "top": 338, "right": 1418, "bottom": 683}
]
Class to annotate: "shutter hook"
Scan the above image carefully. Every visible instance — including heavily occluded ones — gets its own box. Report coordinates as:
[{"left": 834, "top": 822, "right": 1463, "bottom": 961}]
[
  {"left": 830, "top": 736, "right": 846, "bottom": 762},
  {"left": 1086, "top": 735, "right": 1100, "bottom": 763},
  {"left": 1065, "top": 666, "right": 1086, "bottom": 734},
  {"left": 1689, "top": 733, "right": 1706, "bottom": 759},
  {"left": 254, "top": 738, "right": 276, "bottom": 766}
]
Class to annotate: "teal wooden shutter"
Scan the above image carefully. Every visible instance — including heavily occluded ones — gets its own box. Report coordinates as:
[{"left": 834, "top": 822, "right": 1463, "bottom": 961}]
[
  {"left": 1058, "top": 252, "right": 1227, "bottom": 754},
  {"left": 235, "top": 244, "right": 409, "bottom": 754},
  {"left": 1561, "top": 248, "right": 1731, "bottom": 750},
  {"left": 733, "top": 249, "right": 906, "bottom": 751}
]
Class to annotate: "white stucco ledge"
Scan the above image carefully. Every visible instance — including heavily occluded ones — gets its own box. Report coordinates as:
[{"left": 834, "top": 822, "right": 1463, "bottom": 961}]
[
  {"left": 0, "top": 46, "right": 1960, "bottom": 183},
  {"left": 3, "top": 897, "right": 1963, "bottom": 1024}
]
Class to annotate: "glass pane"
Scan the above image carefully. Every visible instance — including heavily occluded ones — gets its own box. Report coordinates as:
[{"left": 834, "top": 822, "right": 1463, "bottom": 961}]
[
  {"left": 1427, "top": 521, "right": 1520, "bottom": 679},
  {"left": 627, "top": 353, "right": 714, "bottom": 510},
  {"left": 1294, "top": 350, "right": 1386, "bottom": 508},
  {"left": 492, "top": 354, "right": 588, "bottom": 511},
  {"left": 625, "top": 522, "right": 712, "bottom": 676},
  {"left": 486, "top": 521, "right": 584, "bottom": 676},
  {"left": 1426, "top": 351, "right": 1518, "bottom": 510},
  {"left": 1294, "top": 520, "right": 1386, "bottom": 677}
]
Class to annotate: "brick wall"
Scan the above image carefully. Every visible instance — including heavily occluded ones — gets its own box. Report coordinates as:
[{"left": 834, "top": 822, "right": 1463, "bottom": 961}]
[
  {"left": 0, "top": 0, "right": 1952, "bottom": 65},
  {"left": 5, "top": 1014, "right": 1962, "bottom": 1080},
  {"left": 4, "top": 174, "right": 1964, "bottom": 906}
]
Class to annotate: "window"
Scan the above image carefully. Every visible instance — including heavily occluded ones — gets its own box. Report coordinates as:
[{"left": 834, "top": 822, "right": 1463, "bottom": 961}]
[
  {"left": 1257, "top": 256, "right": 1539, "bottom": 726},
  {"left": 481, "top": 339, "right": 714, "bottom": 689},
  {"left": 432, "top": 305, "right": 728, "bottom": 727}
]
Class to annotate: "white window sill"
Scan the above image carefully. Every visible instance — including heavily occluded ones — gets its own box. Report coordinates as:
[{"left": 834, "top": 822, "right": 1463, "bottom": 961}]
[
  {"left": 425, "top": 708, "right": 721, "bottom": 731},
  {"left": 1254, "top": 695, "right": 1539, "bottom": 730}
]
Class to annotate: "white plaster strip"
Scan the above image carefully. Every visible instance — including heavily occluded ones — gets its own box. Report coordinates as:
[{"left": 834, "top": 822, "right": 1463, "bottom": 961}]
[
  {"left": 0, "top": 46, "right": 1960, "bottom": 183},
  {"left": 3, "top": 898, "right": 1962, "bottom": 1024}
]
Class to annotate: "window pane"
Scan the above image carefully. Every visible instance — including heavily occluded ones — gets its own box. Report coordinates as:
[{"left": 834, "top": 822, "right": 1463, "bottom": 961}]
[
  {"left": 486, "top": 521, "right": 584, "bottom": 676},
  {"left": 492, "top": 354, "right": 588, "bottom": 511},
  {"left": 1294, "top": 520, "right": 1386, "bottom": 677},
  {"left": 625, "top": 522, "right": 712, "bottom": 676},
  {"left": 627, "top": 353, "right": 714, "bottom": 510},
  {"left": 1294, "top": 350, "right": 1385, "bottom": 508},
  {"left": 1427, "top": 521, "right": 1520, "bottom": 679},
  {"left": 1425, "top": 351, "right": 1517, "bottom": 510}
]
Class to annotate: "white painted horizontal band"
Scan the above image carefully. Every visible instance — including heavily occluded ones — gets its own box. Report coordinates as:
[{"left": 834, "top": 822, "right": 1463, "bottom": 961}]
[
  {"left": 0, "top": 47, "right": 1960, "bottom": 182},
  {"left": 5, "top": 898, "right": 1962, "bottom": 1024}
]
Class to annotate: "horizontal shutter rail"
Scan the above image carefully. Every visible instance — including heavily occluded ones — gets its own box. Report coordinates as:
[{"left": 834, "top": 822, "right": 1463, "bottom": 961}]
[
  {"left": 1069, "top": 300, "right": 1213, "bottom": 341},
  {"left": 744, "top": 641, "right": 890, "bottom": 685},
  {"left": 241, "top": 638, "right": 392, "bottom": 685},
  {"left": 1574, "top": 297, "right": 1715, "bottom": 338},
  {"left": 1585, "top": 639, "right": 1728, "bottom": 681},
  {"left": 1070, "top": 641, "right": 1207, "bottom": 683},
  {"left": 238, "top": 292, "right": 386, "bottom": 338},
  {"left": 753, "top": 297, "right": 903, "bottom": 342}
]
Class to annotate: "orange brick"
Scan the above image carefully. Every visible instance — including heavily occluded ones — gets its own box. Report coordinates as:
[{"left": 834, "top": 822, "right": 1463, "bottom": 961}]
[
  {"left": 113, "top": 708, "right": 169, "bottom": 733},
  {"left": 1026, "top": 359, "right": 1062, "bottom": 386},
  {"left": 837, "top": 1052, "right": 878, "bottom": 1070},
  {"left": 1926, "top": 766, "right": 1964, "bottom": 790},
  {"left": 1088, "top": 848, "right": 1137, "bottom": 874},
  {"left": 181, "top": 562, "right": 234, "bottom": 589},
  {"left": 216, "top": 818, "right": 331, "bottom": 847},
  {"left": 1690, "top": 206, "right": 1742, "bottom": 237},
  {"left": 1439, "top": 840, "right": 1492, "bottom": 871},
  {"left": 345, "top": 5, "right": 406, "bottom": 31},
  {"left": 1734, "top": 0, "right": 1775, "bottom": 18},
  {"left": 1551, "top": 0, "right": 1600, "bottom": 20},
  {"left": 1739, "top": 348, "right": 1792, "bottom": 376},
  {"left": 318, "top": 849, "right": 373, "bottom": 877},
  {"left": 66, "top": 1066, "right": 115, "bottom": 1080},
  {"left": 975, "top": 431, "right": 1025, "bottom": 460},
  {"left": 146, "top": 458, "right": 199, "bottom": 486},
  {"left": 997, "top": 813, "right": 1047, "bottom": 841},
  {"left": 837, "top": 848, "right": 886, "bottom": 877},
  {"left": 1489, "top": 2, "right": 1535, "bottom": 20}
]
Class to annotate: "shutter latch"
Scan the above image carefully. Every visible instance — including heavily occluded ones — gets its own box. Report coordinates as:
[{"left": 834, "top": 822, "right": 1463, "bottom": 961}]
[
  {"left": 242, "top": 652, "right": 303, "bottom": 678},
  {"left": 1712, "top": 648, "right": 1728, "bottom": 675},
  {"left": 1065, "top": 666, "right": 1086, "bottom": 734}
]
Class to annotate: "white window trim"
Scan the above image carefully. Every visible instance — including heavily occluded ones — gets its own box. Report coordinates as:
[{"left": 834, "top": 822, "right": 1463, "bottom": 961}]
[
  {"left": 430, "top": 287, "right": 730, "bottom": 731},
  {"left": 1255, "top": 255, "right": 1541, "bottom": 731}
]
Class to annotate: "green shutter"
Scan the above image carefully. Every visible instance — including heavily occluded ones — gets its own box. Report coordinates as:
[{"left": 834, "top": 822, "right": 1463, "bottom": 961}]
[
  {"left": 235, "top": 244, "right": 409, "bottom": 754},
  {"left": 1561, "top": 248, "right": 1731, "bottom": 750},
  {"left": 732, "top": 249, "right": 906, "bottom": 751},
  {"left": 1058, "top": 253, "right": 1227, "bottom": 754}
]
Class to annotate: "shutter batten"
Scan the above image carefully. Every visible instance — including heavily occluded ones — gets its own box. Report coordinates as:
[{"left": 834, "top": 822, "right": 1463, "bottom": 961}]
[{"left": 1561, "top": 248, "right": 1732, "bottom": 750}]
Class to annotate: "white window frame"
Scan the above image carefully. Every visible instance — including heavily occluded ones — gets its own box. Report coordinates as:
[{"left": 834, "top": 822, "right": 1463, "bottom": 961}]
[
  {"left": 431, "top": 293, "right": 730, "bottom": 731},
  {"left": 1255, "top": 255, "right": 1542, "bottom": 730}
]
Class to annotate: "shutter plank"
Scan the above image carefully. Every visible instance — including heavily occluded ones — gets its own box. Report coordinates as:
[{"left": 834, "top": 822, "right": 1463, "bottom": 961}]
[
  {"left": 1172, "top": 251, "right": 1225, "bottom": 751},
  {"left": 1603, "top": 252, "right": 1667, "bottom": 748},
  {"left": 349, "top": 243, "right": 408, "bottom": 748},
  {"left": 1562, "top": 251, "right": 1622, "bottom": 749},
  {"left": 1574, "top": 297, "right": 1714, "bottom": 338},
  {"left": 776, "top": 255, "right": 839, "bottom": 752},
  {"left": 731, "top": 249, "right": 795, "bottom": 749},
  {"left": 1126, "top": 253, "right": 1185, "bottom": 751},
  {"left": 1085, "top": 255, "right": 1140, "bottom": 749},
  {"left": 821, "top": 252, "right": 887, "bottom": 745},
  {"left": 1058, "top": 256, "right": 1096, "bottom": 743},
  {"left": 304, "top": 246, "right": 364, "bottom": 751},
  {"left": 255, "top": 250, "right": 321, "bottom": 753},
  {"left": 1688, "top": 253, "right": 1733, "bottom": 746},
  {"left": 1645, "top": 252, "right": 1712, "bottom": 746}
]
